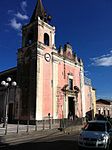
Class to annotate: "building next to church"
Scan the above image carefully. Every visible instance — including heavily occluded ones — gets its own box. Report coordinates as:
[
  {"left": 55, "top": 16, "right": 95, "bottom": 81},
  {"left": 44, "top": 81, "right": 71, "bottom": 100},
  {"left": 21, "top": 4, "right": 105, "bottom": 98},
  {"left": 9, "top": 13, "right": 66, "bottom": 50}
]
[
  {"left": 96, "top": 99, "right": 112, "bottom": 118},
  {"left": 84, "top": 77, "right": 96, "bottom": 120},
  {"left": 0, "top": 0, "right": 96, "bottom": 123}
]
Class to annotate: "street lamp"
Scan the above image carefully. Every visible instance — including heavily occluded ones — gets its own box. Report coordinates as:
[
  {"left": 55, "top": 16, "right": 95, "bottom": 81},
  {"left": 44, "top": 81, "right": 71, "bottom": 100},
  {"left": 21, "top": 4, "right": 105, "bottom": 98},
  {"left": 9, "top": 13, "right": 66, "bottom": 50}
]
[{"left": 1, "top": 77, "right": 17, "bottom": 134}]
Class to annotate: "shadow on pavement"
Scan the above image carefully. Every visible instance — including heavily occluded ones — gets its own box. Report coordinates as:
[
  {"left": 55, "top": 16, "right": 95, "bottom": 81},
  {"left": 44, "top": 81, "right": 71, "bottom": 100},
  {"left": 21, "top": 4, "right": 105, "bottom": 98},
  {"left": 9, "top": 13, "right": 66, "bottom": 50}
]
[
  {"left": 0, "top": 140, "right": 78, "bottom": 150},
  {"left": 1, "top": 140, "right": 112, "bottom": 150},
  {"left": 0, "top": 136, "right": 9, "bottom": 149}
]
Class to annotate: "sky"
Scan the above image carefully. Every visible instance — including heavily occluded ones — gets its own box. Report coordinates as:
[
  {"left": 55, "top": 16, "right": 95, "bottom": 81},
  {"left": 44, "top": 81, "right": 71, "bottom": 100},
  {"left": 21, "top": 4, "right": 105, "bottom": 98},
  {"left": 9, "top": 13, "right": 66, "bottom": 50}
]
[{"left": 0, "top": 0, "right": 112, "bottom": 100}]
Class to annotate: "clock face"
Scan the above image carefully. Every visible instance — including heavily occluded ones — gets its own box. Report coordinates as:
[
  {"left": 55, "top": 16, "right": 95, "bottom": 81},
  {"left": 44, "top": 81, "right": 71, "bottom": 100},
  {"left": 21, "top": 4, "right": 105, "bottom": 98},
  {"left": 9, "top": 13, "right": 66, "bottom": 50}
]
[{"left": 44, "top": 53, "right": 51, "bottom": 62}]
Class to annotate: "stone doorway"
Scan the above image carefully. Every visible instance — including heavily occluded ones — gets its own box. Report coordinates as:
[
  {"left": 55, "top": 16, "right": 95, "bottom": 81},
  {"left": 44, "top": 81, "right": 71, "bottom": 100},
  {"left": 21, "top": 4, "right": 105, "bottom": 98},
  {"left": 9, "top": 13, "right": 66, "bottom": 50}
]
[{"left": 68, "top": 97, "right": 75, "bottom": 120}]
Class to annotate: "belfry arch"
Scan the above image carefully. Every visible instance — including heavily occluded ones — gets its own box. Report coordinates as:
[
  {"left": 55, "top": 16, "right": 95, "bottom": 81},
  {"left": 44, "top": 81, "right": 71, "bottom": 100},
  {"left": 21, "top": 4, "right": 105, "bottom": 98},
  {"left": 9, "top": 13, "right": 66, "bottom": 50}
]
[{"left": 44, "top": 33, "right": 49, "bottom": 46}]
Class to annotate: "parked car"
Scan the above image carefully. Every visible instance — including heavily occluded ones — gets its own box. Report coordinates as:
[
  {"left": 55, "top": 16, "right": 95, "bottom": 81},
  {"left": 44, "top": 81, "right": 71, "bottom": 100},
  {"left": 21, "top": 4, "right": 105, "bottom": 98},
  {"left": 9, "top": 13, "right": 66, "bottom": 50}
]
[{"left": 78, "top": 120, "right": 112, "bottom": 149}]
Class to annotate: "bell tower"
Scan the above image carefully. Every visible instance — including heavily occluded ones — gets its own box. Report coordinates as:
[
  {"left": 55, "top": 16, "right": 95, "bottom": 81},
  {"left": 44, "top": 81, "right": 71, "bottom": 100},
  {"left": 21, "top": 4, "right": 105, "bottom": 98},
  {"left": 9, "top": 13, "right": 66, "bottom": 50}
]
[
  {"left": 22, "top": 0, "right": 55, "bottom": 48},
  {"left": 17, "top": 0, "right": 56, "bottom": 120}
]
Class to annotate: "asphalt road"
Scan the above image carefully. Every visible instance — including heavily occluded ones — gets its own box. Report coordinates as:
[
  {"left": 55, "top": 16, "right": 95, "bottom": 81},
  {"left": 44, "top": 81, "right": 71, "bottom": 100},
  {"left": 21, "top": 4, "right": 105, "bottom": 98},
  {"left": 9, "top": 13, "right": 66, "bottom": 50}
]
[
  {"left": 1, "top": 133, "right": 79, "bottom": 150},
  {"left": 1, "top": 133, "right": 112, "bottom": 150}
]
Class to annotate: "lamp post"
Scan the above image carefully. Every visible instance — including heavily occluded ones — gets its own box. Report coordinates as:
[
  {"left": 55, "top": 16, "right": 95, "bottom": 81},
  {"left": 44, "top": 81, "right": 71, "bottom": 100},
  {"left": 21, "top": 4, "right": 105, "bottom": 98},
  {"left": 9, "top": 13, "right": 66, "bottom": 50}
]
[{"left": 1, "top": 77, "right": 17, "bottom": 134}]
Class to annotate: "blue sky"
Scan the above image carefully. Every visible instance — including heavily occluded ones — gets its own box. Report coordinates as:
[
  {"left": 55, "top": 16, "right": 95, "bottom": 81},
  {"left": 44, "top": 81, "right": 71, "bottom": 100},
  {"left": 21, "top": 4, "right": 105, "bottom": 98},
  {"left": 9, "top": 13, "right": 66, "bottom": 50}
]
[{"left": 0, "top": 0, "right": 112, "bottom": 100}]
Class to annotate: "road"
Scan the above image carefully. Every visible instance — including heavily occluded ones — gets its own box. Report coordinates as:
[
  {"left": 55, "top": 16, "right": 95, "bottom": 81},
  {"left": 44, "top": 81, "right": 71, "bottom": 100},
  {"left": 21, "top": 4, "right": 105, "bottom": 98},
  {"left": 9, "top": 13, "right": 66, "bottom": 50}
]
[
  {"left": 1, "top": 133, "right": 79, "bottom": 150},
  {"left": 1, "top": 132, "right": 112, "bottom": 150}
]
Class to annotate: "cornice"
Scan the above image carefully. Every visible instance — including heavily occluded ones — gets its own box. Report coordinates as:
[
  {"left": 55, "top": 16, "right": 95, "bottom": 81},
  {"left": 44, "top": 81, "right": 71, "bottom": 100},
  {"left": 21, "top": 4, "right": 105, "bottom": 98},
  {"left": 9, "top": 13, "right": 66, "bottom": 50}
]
[
  {"left": 38, "top": 17, "right": 55, "bottom": 31},
  {"left": 51, "top": 52, "right": 83, "bottom": 68}
]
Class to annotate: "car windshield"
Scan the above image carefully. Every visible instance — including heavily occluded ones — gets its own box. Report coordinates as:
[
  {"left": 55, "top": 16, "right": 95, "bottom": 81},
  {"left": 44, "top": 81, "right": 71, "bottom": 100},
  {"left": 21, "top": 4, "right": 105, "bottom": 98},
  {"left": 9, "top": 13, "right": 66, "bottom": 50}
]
[{"left": 84, "top": 122, "right": 106, "bottom": 132}]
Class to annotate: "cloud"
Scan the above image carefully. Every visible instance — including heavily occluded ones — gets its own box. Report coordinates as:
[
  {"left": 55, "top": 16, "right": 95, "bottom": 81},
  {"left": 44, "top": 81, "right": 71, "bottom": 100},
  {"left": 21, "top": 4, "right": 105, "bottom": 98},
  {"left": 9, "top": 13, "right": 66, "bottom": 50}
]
[
  {"left": 21, "top": 1, "right": 27, "bottom": 12},
  {"left": 7, "top": 1, "right": 28, "bottom": 36},
  {"left": 9, "top": 18, "right": 22, "bottom": 31},
  {"left": 84, "top": 70, "right": 91, "bottom": 76},
  {"left": 18, "top": 31, "right": 22, "bottom": 37},
  {"left": 8, "top": 10, "right": 14, "bottom": 14},
  {"left": 15, "top": 12, "right": 29, "bottom": 20},
  {"left": 90, "top": 51, "right": 112, "bottom": 67}
]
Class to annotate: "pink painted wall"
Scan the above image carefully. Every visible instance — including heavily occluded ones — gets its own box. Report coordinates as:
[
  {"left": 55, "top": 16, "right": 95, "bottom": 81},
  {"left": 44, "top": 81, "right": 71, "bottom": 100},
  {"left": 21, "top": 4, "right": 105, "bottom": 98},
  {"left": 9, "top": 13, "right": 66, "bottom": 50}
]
[
  {"left": 43, "top": 47, "right": 53, "bottom": 117},
  {"left": 57, "top": 61, "right": 82, "bottom": 118},
  {"left": 42, "top": 54, "right": 92, "bottom": 119}
]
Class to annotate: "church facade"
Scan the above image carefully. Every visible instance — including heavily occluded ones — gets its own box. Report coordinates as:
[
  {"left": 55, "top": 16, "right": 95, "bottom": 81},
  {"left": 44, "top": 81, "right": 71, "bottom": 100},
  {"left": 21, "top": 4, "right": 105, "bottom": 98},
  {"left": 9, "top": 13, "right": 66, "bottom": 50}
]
[{"left": 0, "top": 0, "right": 96, "bottom": 122}]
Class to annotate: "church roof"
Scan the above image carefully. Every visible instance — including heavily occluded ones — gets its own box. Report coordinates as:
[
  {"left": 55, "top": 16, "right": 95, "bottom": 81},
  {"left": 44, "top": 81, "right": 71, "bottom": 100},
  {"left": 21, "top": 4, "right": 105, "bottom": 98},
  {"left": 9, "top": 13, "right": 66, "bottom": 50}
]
[
  {"left": 0, "top": 67, "right": 17, "bottom": 84},
  {"left": 30, "top": 0, "right": 51, "bottom": 23},
  {"left": 96, "top": 99, "right": 112, "bottom": 104}
]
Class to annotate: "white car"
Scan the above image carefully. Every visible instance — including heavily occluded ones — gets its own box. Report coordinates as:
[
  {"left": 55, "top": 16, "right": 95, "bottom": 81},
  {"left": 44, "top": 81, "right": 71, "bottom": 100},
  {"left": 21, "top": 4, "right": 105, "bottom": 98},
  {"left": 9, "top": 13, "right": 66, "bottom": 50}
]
[{"left": 78, "top": 120, "right": 112, "bottom": 149}]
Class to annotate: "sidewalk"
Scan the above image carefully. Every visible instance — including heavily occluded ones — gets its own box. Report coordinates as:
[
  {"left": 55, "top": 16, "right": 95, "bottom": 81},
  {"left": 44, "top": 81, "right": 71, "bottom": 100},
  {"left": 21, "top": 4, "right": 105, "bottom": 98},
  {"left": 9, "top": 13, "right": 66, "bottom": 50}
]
[
  {"left": 0, "top": 124, "right": 82, "bottom": 146},
  {"left": 0, "top": 122, "right": 59, "bottom": 135},
  {"left": 0, "top": 128, "right": 60, "bottom": 145},
  {"left": 0, "top": 123, "right": 36, "bottom": 135}
]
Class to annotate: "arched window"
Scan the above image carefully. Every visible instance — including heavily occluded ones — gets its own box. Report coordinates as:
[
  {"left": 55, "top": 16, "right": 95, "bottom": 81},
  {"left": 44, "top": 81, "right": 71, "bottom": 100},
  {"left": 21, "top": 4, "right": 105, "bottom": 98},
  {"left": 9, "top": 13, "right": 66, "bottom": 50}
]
[
  {"left": 44, "top": 33, "right": 49, "bottom": 46},
  {"left": 98, "top": 109, "right": 101, "bottom": 114}
]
